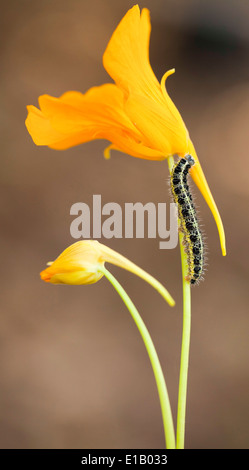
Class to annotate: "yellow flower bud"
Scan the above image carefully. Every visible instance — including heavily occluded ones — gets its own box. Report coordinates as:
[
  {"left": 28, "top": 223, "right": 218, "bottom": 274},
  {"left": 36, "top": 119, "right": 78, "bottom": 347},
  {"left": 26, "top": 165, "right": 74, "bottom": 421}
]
[{"left": 40, "top": 240, "right": 175, "bottom": 307}]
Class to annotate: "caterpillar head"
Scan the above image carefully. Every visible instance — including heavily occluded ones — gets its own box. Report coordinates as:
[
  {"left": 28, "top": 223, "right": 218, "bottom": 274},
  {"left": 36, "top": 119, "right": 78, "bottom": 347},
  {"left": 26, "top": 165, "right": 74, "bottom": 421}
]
[{"left": 185, "top": 154, "right": 195, "bottom": 166}]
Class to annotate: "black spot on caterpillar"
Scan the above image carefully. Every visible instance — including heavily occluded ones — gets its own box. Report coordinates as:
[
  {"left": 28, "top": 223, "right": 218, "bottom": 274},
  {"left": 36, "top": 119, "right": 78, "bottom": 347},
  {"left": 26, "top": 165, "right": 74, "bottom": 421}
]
[{"left": 170, "top": 155, "right": 205, "bottom": 285}]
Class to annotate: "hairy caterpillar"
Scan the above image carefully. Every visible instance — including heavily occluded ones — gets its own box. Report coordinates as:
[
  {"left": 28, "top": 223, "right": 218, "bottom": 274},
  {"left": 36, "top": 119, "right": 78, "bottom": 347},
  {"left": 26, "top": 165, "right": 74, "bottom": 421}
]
[{"left": 170, "top": 155, "right": 205, "bottom": 285}]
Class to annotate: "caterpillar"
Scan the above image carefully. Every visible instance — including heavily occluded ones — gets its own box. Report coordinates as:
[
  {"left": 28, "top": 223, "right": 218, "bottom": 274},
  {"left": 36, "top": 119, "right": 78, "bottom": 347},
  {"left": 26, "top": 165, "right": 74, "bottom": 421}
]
[{"left": 170, "top": 155, "right": 205, "bottom": 285}]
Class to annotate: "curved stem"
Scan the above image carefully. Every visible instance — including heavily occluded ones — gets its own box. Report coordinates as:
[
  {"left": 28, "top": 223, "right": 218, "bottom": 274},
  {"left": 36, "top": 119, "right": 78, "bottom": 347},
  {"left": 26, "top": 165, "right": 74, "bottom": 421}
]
[
  {"left": 99, "top": 265, "right": 176, "bottom": 449},
  {"left": 167, "top": 155, "right": 192, "bottom": 449}
]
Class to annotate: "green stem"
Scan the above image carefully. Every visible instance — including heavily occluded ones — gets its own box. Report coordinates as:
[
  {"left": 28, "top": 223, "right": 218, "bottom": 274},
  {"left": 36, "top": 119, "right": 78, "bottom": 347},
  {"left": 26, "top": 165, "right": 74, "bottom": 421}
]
[
  {"left": 167, "top": 155, "right": 192, "bottom": 449},
  {"left": 99, "top": 266, "right": 176, "bottom": 450},
  {"left": 176, "top": 233, "right": 191, "bottom": 449}
]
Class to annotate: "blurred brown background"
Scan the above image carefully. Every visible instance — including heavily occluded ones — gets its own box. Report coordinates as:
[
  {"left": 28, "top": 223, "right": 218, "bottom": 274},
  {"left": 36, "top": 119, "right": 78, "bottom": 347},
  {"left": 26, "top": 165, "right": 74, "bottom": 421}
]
[{"left": 1, "top": 0, "right": 249, "bottom": 449}]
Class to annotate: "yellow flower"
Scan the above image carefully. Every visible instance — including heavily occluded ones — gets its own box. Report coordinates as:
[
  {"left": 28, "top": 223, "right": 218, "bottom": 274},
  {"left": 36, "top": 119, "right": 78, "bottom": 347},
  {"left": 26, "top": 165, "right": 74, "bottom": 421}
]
[
  {"left": 25, "top": 4, "right": 226, "bottom": 256},
  {"left": 40, "top": 240, "right": 175, "bottom": 307}
]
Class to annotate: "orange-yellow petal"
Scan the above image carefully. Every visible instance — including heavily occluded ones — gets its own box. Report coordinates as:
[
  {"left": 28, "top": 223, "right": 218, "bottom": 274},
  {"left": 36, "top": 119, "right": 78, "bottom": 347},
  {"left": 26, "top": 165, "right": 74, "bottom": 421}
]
[
  {"left": 124, "top": 90, "right": 188, "bottom": 157},
  {"left": 26, "top": 84, "right": 165, "bottom": 158},
  {"left": 26, "top": 103, "right": 99, "bottom": 149},
  {"left": 103, "top": 5, "right": 190, "bottom": 157},
  {"left": 103, "top": 5, "right": 159, "bottom": 97},
  {"left": 25, "top": 105, "right": 70, "bottom": 147}
]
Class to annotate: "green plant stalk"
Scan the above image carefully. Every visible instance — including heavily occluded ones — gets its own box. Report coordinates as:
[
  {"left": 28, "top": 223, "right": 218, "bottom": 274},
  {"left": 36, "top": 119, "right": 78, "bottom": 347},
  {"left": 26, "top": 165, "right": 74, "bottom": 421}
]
[
  {"left": 99, "top": 265, "right": 176, "bottom": 449},
  {"left": 168, "top": 155, "right": 192, "bottom": 449},
  {"left": 176, "top": 231, "right": 191, "bottom": 449}
]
